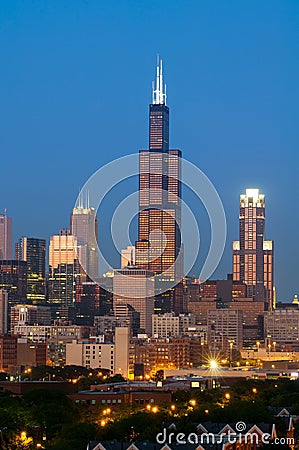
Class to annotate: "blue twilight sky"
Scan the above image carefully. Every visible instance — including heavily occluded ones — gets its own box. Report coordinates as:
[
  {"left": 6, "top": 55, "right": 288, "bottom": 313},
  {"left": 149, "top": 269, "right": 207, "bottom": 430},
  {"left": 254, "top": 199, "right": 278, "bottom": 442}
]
[{"left": 0, "top": 0, "right": 298, "bottom": 301}]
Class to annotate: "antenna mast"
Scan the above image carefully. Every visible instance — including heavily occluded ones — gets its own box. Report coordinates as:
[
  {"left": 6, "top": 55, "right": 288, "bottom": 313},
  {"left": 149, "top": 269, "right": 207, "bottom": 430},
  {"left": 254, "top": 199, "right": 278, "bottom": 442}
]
[{"left": 152, "top": 55, "right": 167, "bottom": 105}]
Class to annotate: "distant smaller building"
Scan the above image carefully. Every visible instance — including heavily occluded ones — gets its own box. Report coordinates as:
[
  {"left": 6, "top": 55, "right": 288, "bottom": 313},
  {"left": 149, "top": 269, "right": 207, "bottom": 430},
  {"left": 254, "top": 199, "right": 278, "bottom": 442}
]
[
  {"left": 69, "top": 389, "right": 171, "bottom": 410},
  {"left": 10, "top": 304, "right": 51, "bottom": 331},
  {"left": 152, "top": 312, "right": 195, "bottom": 338},
  {"left": 264, "top": 308, "right": 299, "bottom": 348},
  {"left": 0, "top": 335, "right": 17, "bottom": 372},
  {"left": 17, "top": 339, "right": 47, "bottom": 368},
  {"left": 13, "top": 324, "right": 91, "bottom": 342},
  {"left": 65, "top": 327, "right": 129, "bottom": 377},
  {"left": 207, "top": 309, "right": 243, "bottom": 354}
]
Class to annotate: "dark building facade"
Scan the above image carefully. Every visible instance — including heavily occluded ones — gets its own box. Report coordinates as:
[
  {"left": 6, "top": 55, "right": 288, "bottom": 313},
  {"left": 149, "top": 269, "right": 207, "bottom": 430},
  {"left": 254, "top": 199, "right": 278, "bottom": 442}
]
[
  {"left": 48, "top": 262, "right": 79, "bottom": 308},
  {"left": 75, "top": 281, "right": 101, "bottom": 325},
  {"left": 0, "top": 334, "right": 17, "bottom": 372},
  {"left": 0, "top": 260, "right": 27, "bottom": 316},
  {"left": 16, "top": 237, "right": 46, "bottom": 303}
]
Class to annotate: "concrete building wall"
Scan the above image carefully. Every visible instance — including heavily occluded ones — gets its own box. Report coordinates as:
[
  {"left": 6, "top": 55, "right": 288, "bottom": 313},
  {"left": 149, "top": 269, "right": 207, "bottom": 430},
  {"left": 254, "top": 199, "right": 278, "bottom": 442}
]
[
  {"left": 264, "top": 309, "right": 299, "bottom": 343},
  {"left": 152, "top": 313, "right": 179, "bottom": 338},
  {"left": 114, "top": 327, "right": 129, "bottom": 378},
  {"left": 66, "top": 340, "right": 115, "bottom": 372}
]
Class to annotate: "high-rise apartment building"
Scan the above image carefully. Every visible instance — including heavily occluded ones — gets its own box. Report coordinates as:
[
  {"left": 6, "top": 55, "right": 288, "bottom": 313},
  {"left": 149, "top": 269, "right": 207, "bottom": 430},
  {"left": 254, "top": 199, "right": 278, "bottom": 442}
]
[
  {"left": 135, "top": 58, "right": 183, "bottom": 313},
  {"left": 16, "top": 237, "right": 46, "bottom": 303},
  {"left": 0, "top": 213, "right": 12, "bottom": 260},
  {"left": 233, "top": 189, "right": 274, "bottom": 308},
  {"left": 70, "top": 202, "right": 98, "bottom": 279}
]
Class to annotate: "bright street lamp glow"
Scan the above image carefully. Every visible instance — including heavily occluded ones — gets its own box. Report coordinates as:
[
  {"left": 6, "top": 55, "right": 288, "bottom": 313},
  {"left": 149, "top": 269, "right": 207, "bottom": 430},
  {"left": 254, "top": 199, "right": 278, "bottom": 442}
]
[{"left": 209, "top": 359, "right": 218, "bottom": 369}]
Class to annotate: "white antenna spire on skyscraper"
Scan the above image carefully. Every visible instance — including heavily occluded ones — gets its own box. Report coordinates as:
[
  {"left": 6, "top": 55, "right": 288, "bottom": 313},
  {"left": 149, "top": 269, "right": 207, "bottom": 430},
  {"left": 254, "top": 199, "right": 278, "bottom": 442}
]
[
  {"left": 152, "top": 55, "right": 167, "bottom": 105},
  {"left": 159, "top": 58, "right": 163, "bottom": 104},
  {"left": 77, "top": 189, "right": 83, "bottom": 208}
]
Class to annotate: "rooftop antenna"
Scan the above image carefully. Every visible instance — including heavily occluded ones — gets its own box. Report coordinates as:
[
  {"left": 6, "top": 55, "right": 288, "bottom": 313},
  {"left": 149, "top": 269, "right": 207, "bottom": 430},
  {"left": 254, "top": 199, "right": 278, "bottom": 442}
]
[
  {"left": 152, "top": 80, "right": 155, "bottom": 104},
  {"left": 159, "top": 58, "right": 163, "bottom": 104},
  {"left": 152, "top": 54, "right": 166, "bottom": 105},
  {"left": 77, "top": 189, "right": 82, "bottom": 208}
]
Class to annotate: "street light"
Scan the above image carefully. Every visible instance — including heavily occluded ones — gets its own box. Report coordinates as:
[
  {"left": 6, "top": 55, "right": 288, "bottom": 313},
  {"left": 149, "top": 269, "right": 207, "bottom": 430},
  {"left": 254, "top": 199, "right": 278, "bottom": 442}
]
[
  {"left": 229, "top": 341, "right": 234, "bottom": 368},
  {"left": 268, "top": 343, "right": 271, "bottom": 353},
  {"left": 209, "top": 359, "right": 218, "bottom": 370}
]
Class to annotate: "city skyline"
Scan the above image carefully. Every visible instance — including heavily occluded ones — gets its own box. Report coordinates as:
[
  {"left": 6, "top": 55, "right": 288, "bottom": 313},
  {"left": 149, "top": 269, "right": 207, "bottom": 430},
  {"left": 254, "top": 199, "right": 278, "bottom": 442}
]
[
  {"left": 0, "top": 1, "right": 298, "bottom": 300},
  {"left": 1, "top": 3, "right": 299, "bottom": 449}
]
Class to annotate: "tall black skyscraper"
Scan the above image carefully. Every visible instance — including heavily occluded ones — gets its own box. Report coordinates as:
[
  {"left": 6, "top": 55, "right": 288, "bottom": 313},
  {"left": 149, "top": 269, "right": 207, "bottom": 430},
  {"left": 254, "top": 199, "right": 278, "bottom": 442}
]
[
  {"left": 16, "top": 237, "right": 46, "bottom": 303},
  {"left": 0, "top": 260, "right": 27, "bottom": 315},
  {"left": 136, "top": 58, "right": 183, "bottom": 312}
]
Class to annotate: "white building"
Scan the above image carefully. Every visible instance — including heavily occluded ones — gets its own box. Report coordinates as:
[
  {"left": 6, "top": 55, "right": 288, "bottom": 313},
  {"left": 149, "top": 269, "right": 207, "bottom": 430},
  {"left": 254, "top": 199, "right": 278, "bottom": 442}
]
[
  {"left": 152, "top": 313, "right": 196, "bottom": 338},
  {"left": 114, "top": 327, "right": 129, "bottom": 377},
  {"left": 66, "top": 338, "right": 115, "bottom": 371},
  {"left": 152, "top": 313, "right": 179, "bottom": 338},
  {"left": 65, "top": 327, "right": 129, "bottom": 376}
]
